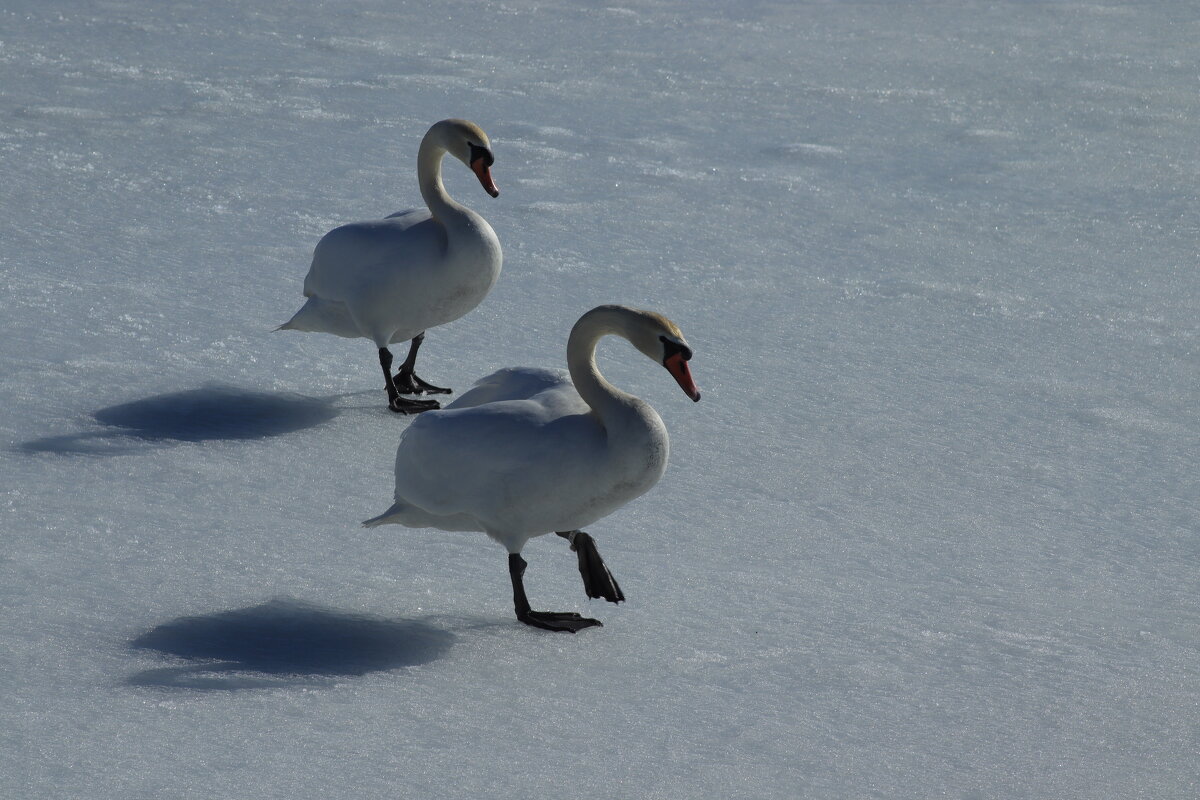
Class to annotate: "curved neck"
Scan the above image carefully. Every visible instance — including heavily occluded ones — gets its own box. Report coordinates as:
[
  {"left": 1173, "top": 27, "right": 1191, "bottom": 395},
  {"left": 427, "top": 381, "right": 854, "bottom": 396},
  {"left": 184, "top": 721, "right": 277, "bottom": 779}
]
[
  {"left": 417, "top": 132, "right": 463, "bottom": 222},
  {"left": 567, "top": 306, "right": 639, "bottom": 422}
]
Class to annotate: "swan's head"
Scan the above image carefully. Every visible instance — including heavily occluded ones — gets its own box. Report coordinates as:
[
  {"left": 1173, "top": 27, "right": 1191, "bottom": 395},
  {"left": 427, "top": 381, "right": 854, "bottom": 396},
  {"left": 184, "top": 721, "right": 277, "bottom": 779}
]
[
  {"left": 433, "top": 118, "right": 499, "bottom": 198},
  {"left": 627, "top": 309, "right": 701, "bottom": 403}
]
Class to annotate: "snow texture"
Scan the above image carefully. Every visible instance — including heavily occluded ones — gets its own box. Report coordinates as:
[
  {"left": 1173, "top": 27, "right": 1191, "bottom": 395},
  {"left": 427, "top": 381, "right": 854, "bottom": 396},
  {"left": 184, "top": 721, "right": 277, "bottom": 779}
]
[{"left": 2, "top": 1, "right": 1198, "bottom": 798}]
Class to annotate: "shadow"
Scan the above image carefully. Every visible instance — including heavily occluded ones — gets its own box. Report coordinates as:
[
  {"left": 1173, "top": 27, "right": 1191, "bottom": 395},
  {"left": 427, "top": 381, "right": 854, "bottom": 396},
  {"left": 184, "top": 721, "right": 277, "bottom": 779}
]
[
  {"left": 126, "top": 598, "right": 455, "bottom": 691},
  {"left": 18, "top": 385, "right": 339, "bottom": 455}
]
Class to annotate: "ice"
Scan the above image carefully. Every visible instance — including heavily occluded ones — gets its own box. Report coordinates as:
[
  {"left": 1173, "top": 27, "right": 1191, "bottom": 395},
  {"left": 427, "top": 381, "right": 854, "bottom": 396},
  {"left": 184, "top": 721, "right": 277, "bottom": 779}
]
[{"left": 2, "top": 1, "right": 1198, "bottom": 798}]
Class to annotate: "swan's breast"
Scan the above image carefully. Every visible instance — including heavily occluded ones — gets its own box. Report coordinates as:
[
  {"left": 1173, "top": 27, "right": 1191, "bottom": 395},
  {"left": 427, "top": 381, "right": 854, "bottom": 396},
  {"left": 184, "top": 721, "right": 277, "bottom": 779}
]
[
  {"left": 539, "top": 401, "right": 669, "bottom": 532},
  {"left": 600, "top": 405, "right": 671, "bottom": 502},
  {"left": 423, "top": 211, "right": 502, "bottom": 320}
]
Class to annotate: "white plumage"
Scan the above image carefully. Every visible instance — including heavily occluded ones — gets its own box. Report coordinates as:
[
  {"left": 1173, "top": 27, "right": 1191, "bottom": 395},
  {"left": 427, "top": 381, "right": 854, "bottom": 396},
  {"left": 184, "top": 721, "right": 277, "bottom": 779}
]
[
  {"left": 365, "top": 305, "right": 701, "bottom": 631},
  {"left": 281, "top": 119, "right": 502, "bottom": 413}
]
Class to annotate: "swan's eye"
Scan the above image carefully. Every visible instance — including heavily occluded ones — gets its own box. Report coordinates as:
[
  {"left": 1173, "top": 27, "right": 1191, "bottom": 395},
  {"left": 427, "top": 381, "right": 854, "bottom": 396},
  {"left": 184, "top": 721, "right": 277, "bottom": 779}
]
[
  {"left": 659, "top": 335, "right": 692, "bottom": 362},
  {"left": 468, "top": 142, "right": 494, "bottom": 167}
]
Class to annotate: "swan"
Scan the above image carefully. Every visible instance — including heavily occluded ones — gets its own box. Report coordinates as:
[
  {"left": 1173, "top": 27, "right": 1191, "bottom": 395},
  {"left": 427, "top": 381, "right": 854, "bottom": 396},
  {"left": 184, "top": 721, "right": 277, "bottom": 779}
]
[
  {"left": 280, "top": 118, "right": 502, "bottom": 414},
  {"left": 363, "top": 305, "right": 701, "bottom": 632}
]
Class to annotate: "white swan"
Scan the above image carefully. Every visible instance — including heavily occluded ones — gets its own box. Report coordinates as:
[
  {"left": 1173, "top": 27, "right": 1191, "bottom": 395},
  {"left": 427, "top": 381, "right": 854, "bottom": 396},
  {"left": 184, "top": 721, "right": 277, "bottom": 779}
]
[
  {"left": 364, "top": 305, "right": 701, "bottom": 632},
  {"left": 280, "top": 119, "right": 502, "bottom": 413}
]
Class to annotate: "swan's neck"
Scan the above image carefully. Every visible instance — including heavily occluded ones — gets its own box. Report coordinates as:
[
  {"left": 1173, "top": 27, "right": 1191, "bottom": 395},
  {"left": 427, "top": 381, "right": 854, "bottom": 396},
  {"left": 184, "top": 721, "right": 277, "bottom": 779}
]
[
  {"left": 417, "top": 134, "right": 464, "bottom": 223},
  {"left": 567, "top": 307, "right": 642, "bottom": 424}
]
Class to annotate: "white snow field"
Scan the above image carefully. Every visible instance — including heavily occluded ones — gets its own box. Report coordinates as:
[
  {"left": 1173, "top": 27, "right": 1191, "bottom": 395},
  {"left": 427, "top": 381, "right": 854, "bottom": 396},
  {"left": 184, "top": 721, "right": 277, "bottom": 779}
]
[{"left": 2, "top": 0, "right": 1198, "bottom": 797}]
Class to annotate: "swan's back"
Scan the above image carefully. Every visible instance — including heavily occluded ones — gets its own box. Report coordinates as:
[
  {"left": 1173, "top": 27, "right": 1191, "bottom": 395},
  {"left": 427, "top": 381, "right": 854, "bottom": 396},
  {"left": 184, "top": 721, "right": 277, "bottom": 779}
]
[
  {"left": 383, "top": 370, "right": 609, "bottom": 536},
  {"left": 301, "top": 211, "right": 446, "bottom": 300},
  {"left": 446, "top": 367, "right": 578, "bottom": 410}
]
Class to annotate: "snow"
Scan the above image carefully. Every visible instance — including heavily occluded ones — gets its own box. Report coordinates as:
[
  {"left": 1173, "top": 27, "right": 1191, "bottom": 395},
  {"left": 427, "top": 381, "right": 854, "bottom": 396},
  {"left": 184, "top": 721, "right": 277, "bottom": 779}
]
[{"left": 2, "top": 0, "right": 1198, "bottom": 797}]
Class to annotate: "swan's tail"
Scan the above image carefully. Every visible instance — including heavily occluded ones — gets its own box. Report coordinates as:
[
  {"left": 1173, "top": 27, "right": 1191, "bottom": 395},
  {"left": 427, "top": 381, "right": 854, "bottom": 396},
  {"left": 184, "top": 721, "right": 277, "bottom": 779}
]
[
  {"left": 279, "top": 296, "right": 362, "bottom": 338},
  {"left": 362, "top": 504, "right": 403, "bottom": 528},
  {"left": 363, "top": 502, "right": 482, "bottom": 533}
]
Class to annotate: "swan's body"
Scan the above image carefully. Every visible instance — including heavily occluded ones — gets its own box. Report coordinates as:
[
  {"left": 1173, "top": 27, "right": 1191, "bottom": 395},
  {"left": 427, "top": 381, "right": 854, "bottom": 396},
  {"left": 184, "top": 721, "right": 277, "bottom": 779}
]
[
  {"left": 369, "top": 365, "right": 665, "bottom": 543},
  {"left": 365, "top": 305, "right": 701, "bottom": 632},
  {"left": 280, "top": 119, "right": 502, "bottom": 413},
  {"left": 287, "top": 208, "right": 495, "bottom": 343}
]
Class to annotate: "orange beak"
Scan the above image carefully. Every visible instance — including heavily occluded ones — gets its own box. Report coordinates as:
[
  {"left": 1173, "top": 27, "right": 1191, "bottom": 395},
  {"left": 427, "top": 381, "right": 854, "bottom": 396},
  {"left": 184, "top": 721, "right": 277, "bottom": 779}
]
[
  {"left": 471, "top": 157, "right": 499, "bottom": 197},
  {"left": 665, "top": 352, "right": 701, "bottom": 402}
]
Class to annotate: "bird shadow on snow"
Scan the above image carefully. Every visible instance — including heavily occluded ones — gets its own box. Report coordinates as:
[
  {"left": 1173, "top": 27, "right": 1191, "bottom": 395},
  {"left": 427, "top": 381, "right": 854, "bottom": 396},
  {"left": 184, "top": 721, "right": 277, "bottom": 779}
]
[
  {"left": 126, "top": 598, "right": 456, "bottom": 691},
  {"left": 17, "top": 384, "right": 339, "bottom": 455}
]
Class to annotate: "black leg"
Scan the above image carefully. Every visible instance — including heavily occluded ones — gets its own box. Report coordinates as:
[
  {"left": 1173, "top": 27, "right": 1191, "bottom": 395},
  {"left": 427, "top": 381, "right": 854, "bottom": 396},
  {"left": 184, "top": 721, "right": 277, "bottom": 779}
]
[
  {"left": 508, "top": 553, "right": 602, "bottom": 633},
  {"left": 557, "top": 531, "right": 625, "bottom": 603},
  {"left": 379, "top": 347, "right": 440, "bottom": 414},
  {"left": 393, "top": 332, "right": 452, "bottom": 395}
]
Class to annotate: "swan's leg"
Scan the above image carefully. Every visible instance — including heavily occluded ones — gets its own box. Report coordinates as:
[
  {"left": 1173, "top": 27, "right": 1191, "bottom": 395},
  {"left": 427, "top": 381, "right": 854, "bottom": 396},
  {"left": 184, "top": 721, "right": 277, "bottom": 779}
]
[
  {"left": 508, "top": 553, "right": 602, "bottom": 633},
  {"left": 557, "top": 531, "right": 625, "bottom": 603},
  {"left": 393, "top": 332, "right": 452, "bottom": 395},
  {"left": 378, "top": 347, "right": 440, "bottom": 414}
]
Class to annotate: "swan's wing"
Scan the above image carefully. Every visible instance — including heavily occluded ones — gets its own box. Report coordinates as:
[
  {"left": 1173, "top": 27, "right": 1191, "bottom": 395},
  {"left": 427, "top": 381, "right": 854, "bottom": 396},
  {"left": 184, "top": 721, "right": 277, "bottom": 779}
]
[
  {"left": 301, "top": 212, "right": 446, "bottom": 300},
  {"left": 384, "top": 208, "right": 429, "bottom": 222},
  {"left": 445, "top": 367, "right": 574, "bottom": 410},
  {"left": 390, "top": 391, "right": 604, "bottom": 530},
  {"left": 278, "top": 295, "right": 361, "bottom": 338}
]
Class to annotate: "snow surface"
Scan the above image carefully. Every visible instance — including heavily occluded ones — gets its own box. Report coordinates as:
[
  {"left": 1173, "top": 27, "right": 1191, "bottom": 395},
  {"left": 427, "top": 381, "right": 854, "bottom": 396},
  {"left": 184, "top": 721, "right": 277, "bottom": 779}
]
[{"left": 2, "top": 0, "right": 1198, "bottom": 797}]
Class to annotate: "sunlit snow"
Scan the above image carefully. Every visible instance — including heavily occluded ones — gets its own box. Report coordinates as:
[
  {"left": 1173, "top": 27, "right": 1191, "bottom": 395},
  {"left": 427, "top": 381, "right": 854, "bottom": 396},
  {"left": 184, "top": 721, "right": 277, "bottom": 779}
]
[{"left": 2, "top": 1, "right": 1198, "bottom": 798}]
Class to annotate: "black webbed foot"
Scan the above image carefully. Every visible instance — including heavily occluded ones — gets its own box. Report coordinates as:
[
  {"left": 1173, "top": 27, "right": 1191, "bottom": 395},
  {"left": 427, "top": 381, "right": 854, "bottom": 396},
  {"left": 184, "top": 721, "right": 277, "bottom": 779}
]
[
  {"left": 393, "top": 369, "right": 453, "bottom": 396},
  {"left": 508, "top": 552, "right": 603, "bottom": 633},
  {"left": 557, "top": 531, "right": 625, "bottom": 603},
  {"left": 380, "top": 346, "right": 442, "bottom": 413},
  {"left": 518, "top": 610, "right": 603, "bottom": 633},
  {"left": 388, "top": 395, "right": 441, "bottom": 414},
  {"left": 391, "top": 332, "right": 452, "bottom": 395}
]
